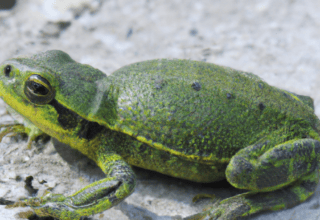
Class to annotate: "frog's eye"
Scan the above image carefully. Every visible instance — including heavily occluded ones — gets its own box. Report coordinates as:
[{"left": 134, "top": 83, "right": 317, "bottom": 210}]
[
  {"left": 4, "top": 65, "right": 12, "bottom": 77},
  {"left": 24, "top": 75, "right": 55, "bottom": 104}
]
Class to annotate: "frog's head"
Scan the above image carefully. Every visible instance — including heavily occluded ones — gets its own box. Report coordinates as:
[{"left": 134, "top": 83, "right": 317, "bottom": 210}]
[{"left": 0, "top": 50, "right": 118, "bottom": 137}]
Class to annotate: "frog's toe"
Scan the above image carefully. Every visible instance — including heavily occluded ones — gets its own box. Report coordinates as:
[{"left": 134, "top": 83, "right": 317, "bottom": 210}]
[
  {"left": 192, "top": 193, "right": 216, "bottom": 203},
  {"left": 0, "top": 123, "right": 25, "bottom": 142},
  {"left": 185, "top": 198, "right": 250, "bottom": 220},
  {"left": 32, "top": 202, "right": 80, "bottom": 220},
  {"left": 25, "top": 133, "right": 50, "bottom": 149},
  {"left": 210, "top": 201, "right": 250, "bottom": 220},
  {"left": 25, "top": 194, "right": 81, "bottom": 220}
]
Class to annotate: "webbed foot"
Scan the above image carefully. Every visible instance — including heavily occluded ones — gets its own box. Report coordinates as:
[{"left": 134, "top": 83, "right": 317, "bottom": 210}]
[
  {"left": 0, "top": 123, "right": 26, "bottom": 142},
  {"left": 185, "top": 167, "right": 319, "bottom": 220},
  {"left": 0, "top": 122, "right": 49, "bottom": 149},
  {"left": 10, "top": 193, "right": 81, "bottom": 220},
  {"left": 185, "top": 196, "right": 250, "bottom": 220}
]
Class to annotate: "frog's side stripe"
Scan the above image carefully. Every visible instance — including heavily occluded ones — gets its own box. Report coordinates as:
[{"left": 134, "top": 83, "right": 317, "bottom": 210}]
[
  {"left": 49, "top": 99, "right": 104, "bottom": 140},
  {"left": 78, "top": 120, "right": 105, "bottom": 140},
  {"left": 50, "top": 93, "right": 210, "bottom": 163},
  {"left": 49, "top": 97, "right": 227, "bottom": 165},
  {"left": 109, "top": 123, "right": 229, "bottom": 165},
  {"left": 49, "top": 99, "right": 78, "bottom": 129}
]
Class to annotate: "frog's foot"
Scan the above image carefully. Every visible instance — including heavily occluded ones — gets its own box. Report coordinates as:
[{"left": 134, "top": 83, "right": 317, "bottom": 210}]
[
  {"left": 29, "top": 194, "right": 81, "bottom": 220},
  {"left": 26, "top": 133, "right": 51, "bottom": 149},
  {"left": 24, "top": 125, "right": 49, "bottom": 149},
  {"left": 20, "top": 179, "right": 132, "bottom": 220},
  {"left": 192, "top": 193, "right": 216, "bottom": 203},
  {"left": 0, "top": 123, "right": 26, "bottom": 142},
  {"left": 11, "top": 152, "right": 136, "bottom": 220},
  {"left": 186, "top": 138, "right": 320, "bottom": 220},
  {"left": 9, "top": 194, "right": 81, "bottom": 220},
  {"left": 0, "top": 122, "right": 48, "bottom": 149},
  {"left": 185, "top": 170, "right": 318, "bottom": 220},
  {"left": 184, "top": 196, "right": 248, "bottom": 220}
]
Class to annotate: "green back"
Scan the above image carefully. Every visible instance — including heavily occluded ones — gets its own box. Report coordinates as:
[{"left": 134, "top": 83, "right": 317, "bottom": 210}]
[{"left": 109, "top": 59, "right": 320, "bottom": 161}]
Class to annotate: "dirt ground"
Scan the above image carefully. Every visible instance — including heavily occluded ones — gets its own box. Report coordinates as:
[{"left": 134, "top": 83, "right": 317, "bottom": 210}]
[{"left": 0, "top": 0, "right": 320, "bottom": 219}]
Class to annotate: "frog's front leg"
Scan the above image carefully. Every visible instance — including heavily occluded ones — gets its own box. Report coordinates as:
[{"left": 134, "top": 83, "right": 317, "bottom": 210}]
[
  {"left": 25, "top": 152, "right": 136, "bottom": 220},
  {"left": 188, "top": 138, "right": 320, "bottom": 220},
  {"left": 0, "top": 119, "right": 47, "bottom": 149}
]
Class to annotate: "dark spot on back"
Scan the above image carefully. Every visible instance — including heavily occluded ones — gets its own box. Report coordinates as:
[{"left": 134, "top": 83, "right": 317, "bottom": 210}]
[
  {"left": 154, "top": 79, "right": 167, "bottom": 90},
  {"left": 192, "top": 82, "right": 201, "bottom": 91},
  {"left": 258, "top": 103, "right": 265, "bottom": 111},
  {"left": 283, "top": 92, "right": 289, "bottom": 98},
  {"left": 227, "top": 93, "right": 232, "bottom": 99}
]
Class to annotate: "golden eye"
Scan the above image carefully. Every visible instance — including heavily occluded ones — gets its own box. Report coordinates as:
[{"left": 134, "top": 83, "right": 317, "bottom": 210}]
[{"left": 24, "top": 75, "right": 55, "bottom": 104}]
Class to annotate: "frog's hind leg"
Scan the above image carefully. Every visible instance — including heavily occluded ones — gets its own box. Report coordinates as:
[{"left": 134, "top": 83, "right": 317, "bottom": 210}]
[
  {"left": 186, "top": 138, "right": 320, "bottom": 220},
  {"left": 186, "top": 170, "right": 318, "bottom": 220}
]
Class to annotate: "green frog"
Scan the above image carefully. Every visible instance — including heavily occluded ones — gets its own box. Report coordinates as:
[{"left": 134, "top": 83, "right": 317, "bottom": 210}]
[{"left": 0, "top": 50, "right": 319, "bottom": 220}]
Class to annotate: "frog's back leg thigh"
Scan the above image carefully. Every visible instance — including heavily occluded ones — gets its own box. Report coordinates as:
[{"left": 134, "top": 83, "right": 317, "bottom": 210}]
[
  {"left": 187, "top": 139, "right": 320, "bottom": 219},
  {"left": 226, "top": 138, "right": 320, "bottom": 191}
]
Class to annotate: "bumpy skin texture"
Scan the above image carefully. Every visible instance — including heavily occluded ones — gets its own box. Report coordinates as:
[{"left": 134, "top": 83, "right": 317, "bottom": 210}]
[{"left": 0, "top": 50, "right": 320, "bottom": 219}]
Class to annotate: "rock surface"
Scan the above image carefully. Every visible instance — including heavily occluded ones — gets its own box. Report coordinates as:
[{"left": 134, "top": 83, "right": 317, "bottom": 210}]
[{"left": 0, "top": 0, "right": 320, "bottom": 219}]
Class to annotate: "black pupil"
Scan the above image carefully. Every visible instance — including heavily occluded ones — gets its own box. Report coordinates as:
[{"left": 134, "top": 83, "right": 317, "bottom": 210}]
[
  {"left": 4, "top": 65, "right": 11, "bottom": 77},
  {"left": 29, "top": 81, "right": 49, "bottom": 95}
]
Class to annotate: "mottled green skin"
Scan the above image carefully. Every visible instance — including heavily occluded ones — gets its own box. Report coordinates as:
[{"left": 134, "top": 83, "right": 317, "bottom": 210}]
[
  {"left": 0, "top": 50, "right": 320, "bottom": 220},
  {"left": 110, "top": 59, "right": 320, "bottom": 182}
]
